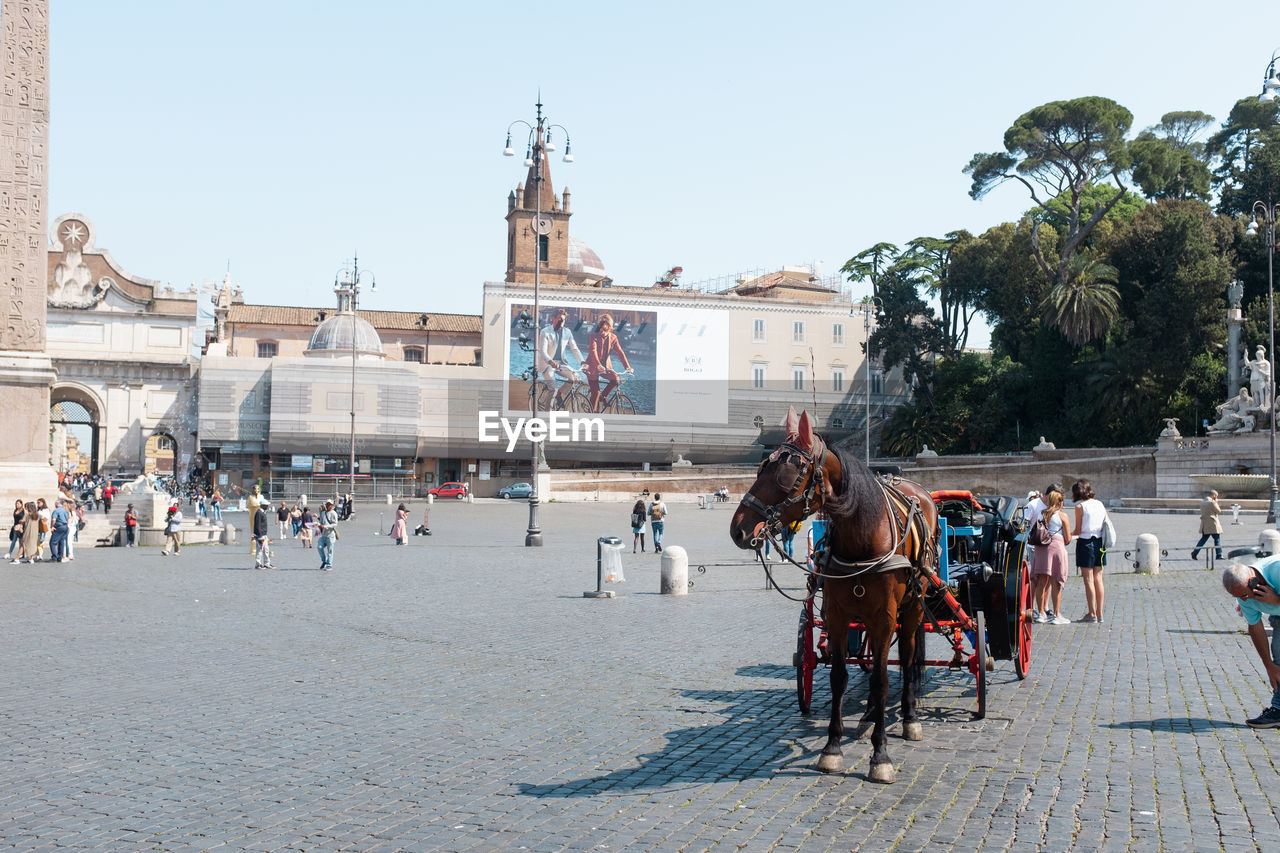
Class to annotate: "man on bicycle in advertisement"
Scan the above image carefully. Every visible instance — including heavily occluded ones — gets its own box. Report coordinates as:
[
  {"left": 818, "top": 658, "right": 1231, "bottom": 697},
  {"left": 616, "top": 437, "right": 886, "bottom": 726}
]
[
  {"left": 585, "top": 312, "right": 633, "bottom": 413},
  {"left": 536, "top": 308, "right": 584, "bottom": 410}
]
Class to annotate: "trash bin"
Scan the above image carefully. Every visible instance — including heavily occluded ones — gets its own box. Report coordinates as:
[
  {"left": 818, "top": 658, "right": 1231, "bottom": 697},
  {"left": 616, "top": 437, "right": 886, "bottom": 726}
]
[
  {"left": 603, "top": 539, "right": 625, "bottom": 583},
  {"left": 585, "top": 536, "right": 622, "bottom": 599}
]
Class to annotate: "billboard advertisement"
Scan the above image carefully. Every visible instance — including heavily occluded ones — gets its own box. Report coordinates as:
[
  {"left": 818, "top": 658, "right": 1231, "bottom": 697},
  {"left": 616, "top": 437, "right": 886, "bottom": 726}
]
[{"left": 504, "top": 299, "right": 727, "bottom": 423}]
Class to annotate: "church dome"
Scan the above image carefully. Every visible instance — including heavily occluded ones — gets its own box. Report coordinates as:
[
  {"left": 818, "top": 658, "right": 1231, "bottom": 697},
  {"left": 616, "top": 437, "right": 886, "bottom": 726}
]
[
  {"left": 306, "top": 312, "right": 385, "bottom": 358},
  {"left": 568, "top": 235, "right": 607, "bottom": 279}
]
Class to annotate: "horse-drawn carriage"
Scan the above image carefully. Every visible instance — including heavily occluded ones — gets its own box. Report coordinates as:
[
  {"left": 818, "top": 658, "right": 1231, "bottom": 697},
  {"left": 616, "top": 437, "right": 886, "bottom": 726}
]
[
  {"left": 729, "top": 407, "right": 1033, "bottom": 782},
  {"left": 793, "top": 489, "right": 1031, "bottom": 719}
]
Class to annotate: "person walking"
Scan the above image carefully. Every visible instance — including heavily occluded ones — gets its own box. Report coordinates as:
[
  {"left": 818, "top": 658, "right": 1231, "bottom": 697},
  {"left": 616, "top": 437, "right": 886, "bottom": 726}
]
[
  {"left": 252, "top": 502, "right": 274, "bottom": 569},
  {"left": 276, "top": 501, "right": 290, "bottom": 539},
  {"left": 1190, "top": 489, "right": 1224, "bottom": 562},
  {"left": 316, "top": 500, "right": 338, "bottom": 570},
  {"left": 123, "top": 504, "right": 138, "bottom": 547},
  {"left": 389, "top": 503, "right": 408, "bottom": 545},
  {"left": 71, "top": 502, "right": 86, "bottom": 557},
  {"left": 1031, "top": 488, "right": 1072, "bottom": 624},
  {"left": 34, "top": 498, "right": 50, "bottom": 561},
  {"left": 17, "top": 501, "right": 38, "bottom": 563},
  {"left": 299, "top": 506, "right": 314, "bottom": 548},
  {"left": 48, "top": 500, "right": 70, "bottom": 563},
  {"left": 630, "top": 500, "right": 646, "bottom": 553},
  {"left": 290, "top": 504, "right": 303, "bottom": 538},
  {"left": 649, "top": 493, "right": 668, "bottom": 553},
  {"left": 1222, "top": 560, "right": 1280, "bottom": 727},
  {"left": 1072, "top": 479, "right": 1109, "bottom": 624},
  {"left": 101, "top": 483, "right": 114, "bottom": 513},
  {"left": 160, "top": 503, "right": 183, "bottom": 556},
  {"left": 210, "top": 488, "right": 223, "bottom": 523},
  {"left": 6, "top": 498, "right": 23, "bottom": 561}
]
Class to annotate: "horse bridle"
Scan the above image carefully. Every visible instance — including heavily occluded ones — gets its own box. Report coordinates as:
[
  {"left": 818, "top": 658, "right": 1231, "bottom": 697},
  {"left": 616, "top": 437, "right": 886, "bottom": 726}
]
[{"left": 740, "top": 439, "right": 827, "bottom": 547}]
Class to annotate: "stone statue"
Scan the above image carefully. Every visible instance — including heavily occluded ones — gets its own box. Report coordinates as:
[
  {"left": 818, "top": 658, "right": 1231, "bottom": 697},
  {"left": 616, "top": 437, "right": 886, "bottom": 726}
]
[
  {"left": 1159, "top": 417, "right": 1181, "bottom": 439},
  {"left": 1209, "top": 387, "right": 1256, "bottom": 434},
  {"left": 1229, "top": 281, "right": 1244, "bottom": 310},
  {"left": 1246, "top": 345, "right": 1273, "bottom": 412}
]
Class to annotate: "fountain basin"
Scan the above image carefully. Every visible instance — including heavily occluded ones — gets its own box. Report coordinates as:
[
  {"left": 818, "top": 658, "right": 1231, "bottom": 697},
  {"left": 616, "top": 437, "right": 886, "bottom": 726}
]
[{"left": 1189, "top": 473, "right": 1271, "bottom": 498}]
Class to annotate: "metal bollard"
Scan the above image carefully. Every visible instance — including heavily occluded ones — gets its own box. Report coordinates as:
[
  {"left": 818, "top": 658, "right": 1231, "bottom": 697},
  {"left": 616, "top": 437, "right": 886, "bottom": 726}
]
[{"left": 585, "top": 536, "right": 620, "bottom": 599}]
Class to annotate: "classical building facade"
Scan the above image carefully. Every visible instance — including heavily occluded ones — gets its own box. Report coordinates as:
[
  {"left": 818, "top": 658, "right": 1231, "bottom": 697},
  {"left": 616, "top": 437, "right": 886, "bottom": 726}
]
[{"left": 45, "top": 213, "right": 201, "bottom": 479}]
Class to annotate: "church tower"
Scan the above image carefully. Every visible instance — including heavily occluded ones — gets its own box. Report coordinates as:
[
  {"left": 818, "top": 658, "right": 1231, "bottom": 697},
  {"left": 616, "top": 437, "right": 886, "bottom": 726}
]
[{"left": 503, "top": 100, "right": 609, "bottom": 287}]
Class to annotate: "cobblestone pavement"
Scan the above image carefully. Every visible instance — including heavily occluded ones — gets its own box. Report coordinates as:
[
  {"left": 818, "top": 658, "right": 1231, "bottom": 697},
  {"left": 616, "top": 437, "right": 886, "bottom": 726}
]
[{"left": 1, "top": 498, "right": 1278, "bottom": 851}]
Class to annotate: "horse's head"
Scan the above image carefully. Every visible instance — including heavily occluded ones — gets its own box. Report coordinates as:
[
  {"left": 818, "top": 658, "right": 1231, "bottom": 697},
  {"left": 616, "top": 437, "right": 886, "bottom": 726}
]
[{"left": 730, "top": 407, "right": 829, "bottom": 550}]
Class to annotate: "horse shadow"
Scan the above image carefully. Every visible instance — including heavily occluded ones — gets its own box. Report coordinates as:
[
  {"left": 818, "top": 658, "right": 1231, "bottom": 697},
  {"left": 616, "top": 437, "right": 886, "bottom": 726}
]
[{"left": 516, "top": 664, "right": 974, "bottom": 797}]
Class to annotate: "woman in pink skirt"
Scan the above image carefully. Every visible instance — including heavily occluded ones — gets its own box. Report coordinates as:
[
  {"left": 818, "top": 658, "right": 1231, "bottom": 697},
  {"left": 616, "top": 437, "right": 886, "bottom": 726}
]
[{"left": 1032, "top": 488, "right": 1073, "bottom": 624}]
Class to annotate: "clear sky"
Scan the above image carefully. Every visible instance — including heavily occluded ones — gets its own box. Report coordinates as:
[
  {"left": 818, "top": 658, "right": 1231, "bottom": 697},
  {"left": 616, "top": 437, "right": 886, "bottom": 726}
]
[{"left": 46, "top": 1, "right": 1280, "bottom": 343}]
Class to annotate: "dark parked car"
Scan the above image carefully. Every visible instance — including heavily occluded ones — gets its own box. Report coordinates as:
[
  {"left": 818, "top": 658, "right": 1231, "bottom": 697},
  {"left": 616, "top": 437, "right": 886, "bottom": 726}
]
[
  {"left": 497, "top": 482, "right": 533, "bottom": 500},
  {"left": 429, "top": 482, "right": 468, "bottom": 499}
]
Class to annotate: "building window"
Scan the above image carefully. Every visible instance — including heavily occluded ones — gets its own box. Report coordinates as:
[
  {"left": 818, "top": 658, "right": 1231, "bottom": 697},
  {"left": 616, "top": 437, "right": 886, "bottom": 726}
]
[
  {"left": 751, "top": 364, "right": 766, "bottom": 389},
  {"left": 752, "top": 318, "right": 766, "bottom": 342},
  {"left": 871, "top": 370, "right": 884, "bottom": 395},
  {"left": 793, "top": 321, "right": 805, "bottom": 344},
  {"left": 792, "top": 367, "right": 806, "bottom": 391},
  {"left": 403, "top": 346, "right": 424, "bottom": 363},
  {"left": 832, "top": 369, "right": 845, "bottom": 392},
  {"left": 257, "top": 341, "right": 277, "bottom": 359},
  {"left": 832, "top": 323, "right": 844, "bottom": 345},
  {"left": 538, "top": 234, "right": 549, "bottom": 263}
]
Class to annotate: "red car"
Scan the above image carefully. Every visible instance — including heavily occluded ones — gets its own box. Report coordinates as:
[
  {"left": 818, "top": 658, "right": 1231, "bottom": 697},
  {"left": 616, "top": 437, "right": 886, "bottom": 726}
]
[{"left": 430, "top": 482, "right": 468, "bottom": 500}]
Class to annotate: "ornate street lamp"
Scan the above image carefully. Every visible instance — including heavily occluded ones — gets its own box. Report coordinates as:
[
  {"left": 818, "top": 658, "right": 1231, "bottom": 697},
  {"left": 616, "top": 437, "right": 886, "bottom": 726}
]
[
  {"left": 853, "top": 295, "right": 884, "bottom": 466},
  {"left": 334, "top": 256, "right": 375, "bottom": 503},
  {"left": 1247, "top": 205, "right": 1279, "bottom": 523},
  {"left": 503, "top": 98, "right": 573, "bottom": 546}
]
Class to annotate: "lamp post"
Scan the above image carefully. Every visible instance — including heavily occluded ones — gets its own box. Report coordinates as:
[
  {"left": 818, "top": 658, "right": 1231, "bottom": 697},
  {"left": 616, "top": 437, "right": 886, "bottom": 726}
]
[
  {"left": 1247, "top": 203, "right": 1279, "bottom": 523},
  {"left": 854, "top": 295, "right": 884, "bottom": 466},
  {"left": 334, "top": 255, "right": 375, "bottom": 502},
  {"left": 503, "top": 98, "right": 574, "bottom": 546}
]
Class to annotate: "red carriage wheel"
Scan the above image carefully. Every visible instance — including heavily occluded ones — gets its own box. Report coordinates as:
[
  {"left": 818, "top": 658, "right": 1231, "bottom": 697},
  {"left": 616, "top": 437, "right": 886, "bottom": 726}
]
[{"left": 1014, "top": 559, "right": 1032, "bottom": 679}]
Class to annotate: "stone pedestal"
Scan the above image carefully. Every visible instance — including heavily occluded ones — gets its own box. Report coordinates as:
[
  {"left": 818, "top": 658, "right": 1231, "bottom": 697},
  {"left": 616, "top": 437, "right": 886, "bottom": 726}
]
[{"left": 0, "top": 352, "right": 58, "bottom": 510}]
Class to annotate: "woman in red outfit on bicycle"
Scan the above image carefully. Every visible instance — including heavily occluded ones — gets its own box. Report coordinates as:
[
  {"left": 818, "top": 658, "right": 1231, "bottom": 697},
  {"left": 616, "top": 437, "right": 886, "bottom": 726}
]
[{"left": 584, "top": 313, "right": 633, "bottom": 413}]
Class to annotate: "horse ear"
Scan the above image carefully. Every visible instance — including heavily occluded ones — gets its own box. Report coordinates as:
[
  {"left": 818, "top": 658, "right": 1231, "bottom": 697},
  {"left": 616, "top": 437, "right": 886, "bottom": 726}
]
[
  {"left": 797, "top": 410, "right": 814, "bottom": 451},
  {"left": 784, "top": 406, "right": 799, "bottom": 437}
]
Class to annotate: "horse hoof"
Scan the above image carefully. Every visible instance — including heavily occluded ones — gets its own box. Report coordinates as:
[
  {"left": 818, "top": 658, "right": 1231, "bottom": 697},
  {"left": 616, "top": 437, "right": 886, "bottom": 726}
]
[
  {"left": 868, "top": 762, "right": 896, "bottom": 784},
  {"left": 815, "top": 753, "right": 844, "bottom": 774},
  {"left": 903, "top": 721, "right": 923, "bottom": 741}
]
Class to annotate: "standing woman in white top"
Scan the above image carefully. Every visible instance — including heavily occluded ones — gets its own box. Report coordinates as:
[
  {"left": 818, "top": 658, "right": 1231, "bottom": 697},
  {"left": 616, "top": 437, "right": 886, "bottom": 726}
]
[{"left": 1072, "top": 479, "right": 1108, "bottom": 624}]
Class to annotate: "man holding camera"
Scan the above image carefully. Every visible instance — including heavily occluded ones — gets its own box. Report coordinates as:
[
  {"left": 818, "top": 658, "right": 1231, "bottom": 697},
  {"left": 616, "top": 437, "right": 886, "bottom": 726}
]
[{"left": 1223, "top": 560, "right": 1280, "bottom": 727}]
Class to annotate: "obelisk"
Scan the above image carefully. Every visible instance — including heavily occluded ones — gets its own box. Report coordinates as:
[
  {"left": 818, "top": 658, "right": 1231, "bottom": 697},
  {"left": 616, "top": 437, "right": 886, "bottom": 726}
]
[{"left": 0, "top": 0, "right": 57, "bottom": 509}]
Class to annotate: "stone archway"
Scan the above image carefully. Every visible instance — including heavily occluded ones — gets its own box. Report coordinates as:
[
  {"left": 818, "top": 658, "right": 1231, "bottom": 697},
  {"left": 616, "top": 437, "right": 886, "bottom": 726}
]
[{"left": 50, "top": 387, "right": 102, "bottom": 476}]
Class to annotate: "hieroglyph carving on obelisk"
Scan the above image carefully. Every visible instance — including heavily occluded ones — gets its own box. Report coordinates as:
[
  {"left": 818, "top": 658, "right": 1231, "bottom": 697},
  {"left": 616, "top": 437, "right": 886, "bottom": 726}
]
[{"left": 0, "top": 0, "right": 49, "bottom": 351}]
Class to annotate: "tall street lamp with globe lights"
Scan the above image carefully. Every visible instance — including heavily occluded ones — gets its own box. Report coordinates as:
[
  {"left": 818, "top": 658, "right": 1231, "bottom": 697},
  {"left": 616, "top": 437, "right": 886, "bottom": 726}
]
[
  {"left": 334, "top": 256, "right": 375, "bottom": 502},
  {"left": 1251, "top": 48, "right": 1280, "bottom": 523},
  {"left": 853, "top": 295, "right": 884, "bottom": 466},
  {"left": 503, "top": 99, "right": 573, "bottom": 546},
  {"left": 1246, "top": 203, "right": 1278, "bottom": 523}
]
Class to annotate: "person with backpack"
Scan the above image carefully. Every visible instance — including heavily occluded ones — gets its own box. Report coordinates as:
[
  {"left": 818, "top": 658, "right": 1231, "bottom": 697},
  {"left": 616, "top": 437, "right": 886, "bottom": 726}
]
[
  {"left": 630, "top": 499, "right": 646, "bottom": 553},
  {"left": 160, "top": 503, "right": 183, "bottom": 556},
  {"left": 649, "top": 493, "right": 668, "bottom": 553}
]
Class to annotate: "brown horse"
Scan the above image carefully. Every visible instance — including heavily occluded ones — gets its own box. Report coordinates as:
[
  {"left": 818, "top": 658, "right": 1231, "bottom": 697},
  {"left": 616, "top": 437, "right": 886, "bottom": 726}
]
[{"left": 729, "top": 408, "right": 938, "bottom": 783}]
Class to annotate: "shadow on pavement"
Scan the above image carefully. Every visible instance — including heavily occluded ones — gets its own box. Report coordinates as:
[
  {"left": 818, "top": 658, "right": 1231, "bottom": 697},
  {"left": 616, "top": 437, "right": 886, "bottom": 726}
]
[{"left": 1102, "top": 716, "right": 1241, "bottom": 731}]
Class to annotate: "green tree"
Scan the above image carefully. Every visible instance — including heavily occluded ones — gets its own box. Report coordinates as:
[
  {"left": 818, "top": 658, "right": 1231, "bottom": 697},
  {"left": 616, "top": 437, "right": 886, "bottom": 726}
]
[
  {"left": 963, "top": 96, "right": 1134, "bottom": 288},
  {"left": 840, "top": 242, "right": 898, "bottom": 300},
  {"left": 1129, "top": 110, "right": 1215, "bottom": 201},
  {"left": 1038, "top": 251, "right": 1120, "bottom": 346},
  {"left": 1207, "top": 97, "right": 1280, "bottom": 215},
  {"left": 896, "top": 232, "right": 979, "bottom": 358}
]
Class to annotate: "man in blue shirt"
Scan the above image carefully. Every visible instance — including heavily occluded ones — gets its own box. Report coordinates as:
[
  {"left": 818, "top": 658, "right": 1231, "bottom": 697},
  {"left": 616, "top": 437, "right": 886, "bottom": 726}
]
[
  {"left": 48, "top": 500, "right": 71, "bottom": 563},
  {"left": 1223, "top": 560, "right": 1280, "bottom": 727}
]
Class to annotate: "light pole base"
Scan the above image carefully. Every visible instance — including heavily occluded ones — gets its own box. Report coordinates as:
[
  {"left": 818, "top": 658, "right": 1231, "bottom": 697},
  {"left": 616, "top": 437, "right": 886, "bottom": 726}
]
[
  {"left": 525, "top": 532, "right": 543, "bottom": 547},
  {"left": 583, "top": 590, "right": 615, "bottom": 599}
]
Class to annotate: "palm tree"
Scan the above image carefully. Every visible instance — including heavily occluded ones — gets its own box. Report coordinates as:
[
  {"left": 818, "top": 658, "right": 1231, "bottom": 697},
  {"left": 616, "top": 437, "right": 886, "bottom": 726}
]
[{"left": 1039, "top": 252, "right": 1120, "bottom": 346}]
